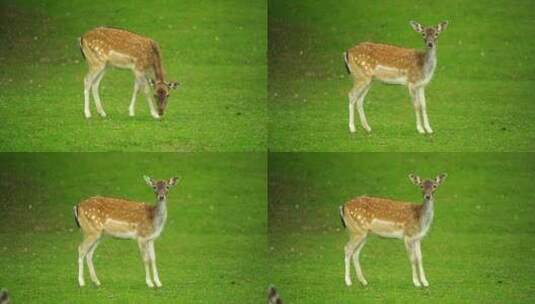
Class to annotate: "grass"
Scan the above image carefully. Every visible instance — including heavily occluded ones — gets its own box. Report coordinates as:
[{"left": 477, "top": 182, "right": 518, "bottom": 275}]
[
  {"left": 0, "top": 153, "right": 267, "bottom": 303},
  {"left": 268, "top": 0, "right": 535, "bottom": 151},
  {"left": 268, "top": 153, "right": 535, "bottom": 303},
  {"left": 0, "top": 0, "right": 266, "bottom": 151}
]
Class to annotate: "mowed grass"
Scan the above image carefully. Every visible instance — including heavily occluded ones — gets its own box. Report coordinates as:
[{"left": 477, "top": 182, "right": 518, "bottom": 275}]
[
  {"left": 0, "top": 0, "right": 266, "bottom": 151},
  {"left": 268, "top": 153, "right": 535, "bottom": 303},
  {"left": 0, "top": 153, "right": 267, "bottom": 303},
  {"left": 268, "top": 0, "right": 535, "bottom": 151}
]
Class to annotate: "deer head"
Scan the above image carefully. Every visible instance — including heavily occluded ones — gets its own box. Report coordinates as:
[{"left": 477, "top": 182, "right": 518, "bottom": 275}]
[
  {"left": 148, "top": 79, "right": 180, "bottom": 116},
  {"left": 409, "top": 21, "right": 448, "bottom": 49},
  {"left": 0, "top": 289, "right": 10, "bottom": 304},
  {"left": 143, "top": 176, "right": 180, "bottom": 202},
  {"left": 408, "top": 173, "right": 447, "bottom": 201}
]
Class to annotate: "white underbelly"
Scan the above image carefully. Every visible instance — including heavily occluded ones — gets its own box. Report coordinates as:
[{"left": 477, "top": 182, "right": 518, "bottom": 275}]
[
  {"left": 370, "top": 219, "right": 404, "bottom": 239},
  {"left": 104, "top": 219, "right": 137, "bottom": 239},
  {"left": 108, "top": 50, "right": 136, "bottom": 69},
  {"left": 374, "top": 65, "right": 407, "bottom": 85}
]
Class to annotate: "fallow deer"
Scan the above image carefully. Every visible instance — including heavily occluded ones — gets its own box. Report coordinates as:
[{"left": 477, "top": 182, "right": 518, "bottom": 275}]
[
  {"left": 79, "top": 27, "right": 179, "bottom": 119},
  {"left": 0, "top": 289, "right": 10, "bottom": 304},
  {"left": 267, "top": 285, "right": 283, "bottom": 304},
  {"left": 344, "top": 21, "right": 448, "bottom": 134},
  {"left": 339, "top": 173, "right": 447, "bottom": 287},
  {"left": 74, "top": 176, "right": 180, "bottom": 288}
]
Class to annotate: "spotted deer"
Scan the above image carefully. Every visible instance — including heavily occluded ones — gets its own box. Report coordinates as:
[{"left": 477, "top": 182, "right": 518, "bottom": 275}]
[
  {"left": 79, "top": 27, "right": 179, "bottom": 119},
  {"left": 339, "top": 173, "right": 447, "bottom": 287},
  {"left": 74, "top": 176, "right": 180, "bottom": 288},
  {"left": 267, "top": 285, "right": 283, "bottom": 304},
  {"left": 344, "top": 21, "right": 448, "bottom": 134},
  {"left": 0, "top": 289, "right": 10, "bottom": 304}
]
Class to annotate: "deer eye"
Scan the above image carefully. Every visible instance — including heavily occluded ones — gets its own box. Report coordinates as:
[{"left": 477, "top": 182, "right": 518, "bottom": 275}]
[{"left": 152, "top": 186, "right": 157, "bottom": 190}]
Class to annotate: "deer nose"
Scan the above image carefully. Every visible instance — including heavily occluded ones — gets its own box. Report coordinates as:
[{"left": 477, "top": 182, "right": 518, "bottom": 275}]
[
  {"left": 158, "top": 195, "right": 165, "bottom": 200},
  {"left": 425, "top": 194, "right": 431, "bottom": 200},
  {"left": 427, "top": 42, "right": 433, "bottom": 47}
]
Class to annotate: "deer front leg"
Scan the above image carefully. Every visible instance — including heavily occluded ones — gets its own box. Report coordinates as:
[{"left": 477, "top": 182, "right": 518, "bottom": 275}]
[
  {"left": 143, "top": 84, "right": 160, "bottom": 119},
  {"left": 148, "top": 241, "right": 162, "bottom": 287},
  {"left": 129, "top": 78, "right": 142, "bottom": 117},
  {"left": 409, "top": 85, "right": 425, "bottom": 134},
  {"left": 415, "top": 240, "right": 429, "bottom": 287},
  {"left": 418, "top": 88, "right": 433, "bottom": 134},
  {"left": 405, "top": 238, "right": 421, "bottom": 287},
  {"left": 138, "top": 239, "right": 154, "bottom": 288}
]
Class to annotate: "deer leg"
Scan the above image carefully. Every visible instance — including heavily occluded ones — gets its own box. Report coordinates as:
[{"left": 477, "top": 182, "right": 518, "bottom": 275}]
[
  {"left": 78, "top": 234, "right": 100, "bottom": 287},
  {"left": 356, "top": 84, "right": 372, "bottom": 132},
  {"left": 415, "top": 240, "right": 429, "bottom": 287},
  {"left": 91, "top": 68, "right": 107, "bottom": 117},
  {"left": 405, "top": 238, "right": 421, "bottom": 287},
  {"left": 409, "top": 85, "right": 425, "bottom": 134},
  {"left": 344, "top": 234, "right": 365, "bottom": 286},
  {"left": 348, "top": 79, "right": 371, "bottom": 133},
  {"left": 418, "top": 88, "right": 433, "bottom": 134},
  {"left": 128, "top": 78, "right": 142, "bottom": 117},
  {"left": 351, "top": 235, "right": 368, "bottom": 286},
  {"left": 138, "top": 239, "right": 154, "bottom": 288},
  {"left": 142, "top": 81, "right": 160, "bottom": 119},
  {"left": 83, "top": 70, "right": 100, "bottom": 119},
  {"left": 86, "top": 238, "right": 101, "bottom": 286},
  {"left": 148, "top": 241, "right": 162, "bottom": 287}
]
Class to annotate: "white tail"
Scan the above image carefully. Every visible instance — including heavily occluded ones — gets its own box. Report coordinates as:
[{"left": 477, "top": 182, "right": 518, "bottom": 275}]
[
  {"left": 345, "top": 21, "right": 448, "bottom": 134},
  {"left": 79, "top": 27, "right": 179, "bottom": 119},
  {"left": 340, "top": 173, "right": 447, "bottom": 287},
  {"left": 74, "top": 176, "right": 180, "bottom": 288}
]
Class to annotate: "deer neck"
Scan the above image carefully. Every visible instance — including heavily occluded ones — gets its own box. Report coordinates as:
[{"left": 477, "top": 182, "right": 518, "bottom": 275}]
[
  {"left": 422, "top": 46, "right": 437, "bottom": 81},
  {"left": 152, "top": 199, "right": 168, "bottom": 237},
  {"left": 418, "top": 197, "right": 434, "bottom": 238}
]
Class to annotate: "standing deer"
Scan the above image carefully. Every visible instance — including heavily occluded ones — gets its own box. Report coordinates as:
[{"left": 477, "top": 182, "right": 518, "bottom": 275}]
[
  {"left": 74, "top": 176, "right": 180, "bottom": 288},
  {"left": 339, "top": 173, "right": 447, "bottom": 287},
  {"left": 344, "top": 21, "right": 448, "bottom": 134},
  {"left": 79, "top": 27, "right": 179, "bottom": 119}
]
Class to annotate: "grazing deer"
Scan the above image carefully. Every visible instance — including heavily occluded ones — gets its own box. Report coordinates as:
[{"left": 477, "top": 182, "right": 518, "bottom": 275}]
[
  {"left": 74, "top": 176, "right": 180, "bottom": 288},
  {"left": 344, "top": 21, "right": 448, "bottom": 134},
  {"left": 79, "top": 27, "right": 179, "bottom": 119},
  {"left": 339, "top": 173, "right": 447, "bottom": 287},
  {"left": 267, "top": 285, "right": 283, "bottom": 304},
  {"left": 0, "top": 289, "right": 10, "bottom": 304}
]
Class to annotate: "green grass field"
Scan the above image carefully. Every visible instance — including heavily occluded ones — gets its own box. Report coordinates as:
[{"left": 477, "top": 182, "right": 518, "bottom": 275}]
[
  {"left": 0, "top": 153, "right": 267, "bottom": 303},
  {"left": 268, "top": 153, "right": 535, "bottom": 303},
  {"left": 0, "top": 0, "right": 266, "bottom": 151},
  {"left": 268, "top": 0, "right": 535, "bottom": 151}
]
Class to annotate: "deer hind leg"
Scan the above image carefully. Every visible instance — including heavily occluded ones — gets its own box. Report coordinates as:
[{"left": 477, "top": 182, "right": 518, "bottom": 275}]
[
  {"left": 404, "top": 238, "right": 422, "bottom": 287},
  {"left": 348, "top": 77, "right": 372, "bottom": 133},
  {"left": 148, "top": 241, "right": 162, "bottom": 287},
  {"left": 78, "top": 233, "right": 100, "bottom": 287},
  {"left": 352, "top": 235, "right": 368, "bottom": 286},
  {"left": 91, "top": 68, "right": 107, "bottom": 117},
  {"left": 86, "top": 238, "right": 102, "bottom": 286},
  {"left": 414, "top": 240, "right": 429, "bottom": 286},
  {"left": 138, "top": 239, "right": 154, "bottom": 288},
  {"left": 417, "top": 88, "right": 433, "bottom": 134},
  {"left": 409, "top": 85, "right": 425, "bottom": 134},
  {"left": 344, "top": 233, "right": 366, "bottom": 286}
]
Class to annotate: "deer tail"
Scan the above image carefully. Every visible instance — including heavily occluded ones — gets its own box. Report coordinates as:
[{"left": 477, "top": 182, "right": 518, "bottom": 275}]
[
  {"left": 343, "top": 51, "right": 352, "bottom": 74},
  {"left": 73, "top": 205, "right": 80, "bottom": 228},
  {"left": 339, "top": 205, "right": 347, "bottom": 228},
  {"left": 78, "top": 37, "right": 86, "bottom": 60}
]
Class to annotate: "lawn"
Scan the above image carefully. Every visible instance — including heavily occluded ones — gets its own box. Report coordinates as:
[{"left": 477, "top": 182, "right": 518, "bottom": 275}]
[
  {"left": 268, "top": 0, "right": 535, "bottom": 151},
  {"left": 0, "top": 0, "right": 266, "bottom": 151},
  {"left": 268, "top": 153, "right": 535, "bottom": 303},
  {"left": 0, "top": 153, "right": 267, "bottom": 303}
]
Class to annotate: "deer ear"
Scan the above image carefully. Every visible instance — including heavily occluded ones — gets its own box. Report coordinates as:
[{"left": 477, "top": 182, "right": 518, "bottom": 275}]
[
  {"left": 168, "top": 176, "right": 180, "bottom": 187},
  {"left": 167, "top": 81, "right": 179, "bottom": 90},
  {"left": 435, "top": 173, "right": 448, "bottom": 185},
  {"left": 147, "top": 78, "right": 156, "bottom": 88},
  {"left": 408, "top": 174, "right": 422, "bottom": 185},
  {"left": 0, "top": 290, "right": 8, "bottom": 302},
  {"left": 437, "top": 21, "right": 449, "bottom": 33},
  {"left": 410, "top": 21, "right": 424, "bottom": 33},
  {"left": 143, "top": 175, "right": 154, "bottom": 186}
]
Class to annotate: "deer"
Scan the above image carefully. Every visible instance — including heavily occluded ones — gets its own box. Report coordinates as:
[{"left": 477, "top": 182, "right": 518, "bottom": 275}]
[
  {"left": 339, "top": 173, "right": 447, "bottom": 287},
  {"left": 267, "top": 285, "right": 283, "bottom": 304},
  {"left": 73, "top": 176, "right": 180, "bottom": 288},
  {"left": 0, "top": 289, "right": 10, "bottom": 304},
  {"left": 79, "top": 27, "right": 179, "bottom": 119},
  {"left": 344, "top": 21, "right": 449, "bottom": 134}
]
